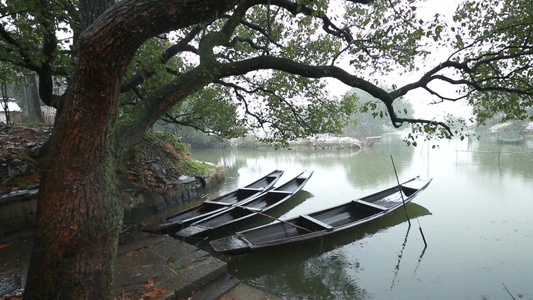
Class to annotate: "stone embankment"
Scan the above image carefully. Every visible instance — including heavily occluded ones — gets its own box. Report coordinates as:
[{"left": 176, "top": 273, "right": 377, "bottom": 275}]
[
  {"left": 0, "top": 170, "right": 225, "bottom": 242},
  {"left": 1, "top": 222, "right": 279, "bottom": 300},
  {"left": 0, "top": 124, "right": 226, "bottom": 241}
]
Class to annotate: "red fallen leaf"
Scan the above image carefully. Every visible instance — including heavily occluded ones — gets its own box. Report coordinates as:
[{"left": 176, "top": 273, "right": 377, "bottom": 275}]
[
  {"left": 0, "top": 242, "right": 12, "bottom": 250},
  {"left": 143, "top": 286, "right": 168, "bottom": 299},
  {"left": 140, "top": 280, "right": 154, "bottom": 289},
  {"left": 186, "top": 265, "right": 194, "bottom": 270},
  {"left": 0, "top": 295, "right": 23, "bottom": 300}
]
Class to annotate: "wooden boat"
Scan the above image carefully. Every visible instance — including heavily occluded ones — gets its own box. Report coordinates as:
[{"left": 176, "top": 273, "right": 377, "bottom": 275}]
[
  {"left": 176, "top": 170, "right": 314, "bottom": 238},
  {"left": 210, "top": 176, "right": 431, "bottom": 254},
  {"left": 143, "top": 170, "right": 284, "bottom": 233}
]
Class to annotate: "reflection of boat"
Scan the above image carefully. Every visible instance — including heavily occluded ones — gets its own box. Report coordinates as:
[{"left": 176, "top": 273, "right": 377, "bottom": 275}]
[
  {"left": 210, "top": 177, "right": 431, "bottom": 254},
  {"left": 223, "top": 202, "right": 431, "bottom": 279},
  {"left": 497, "top": 136, "right": 525, "bottom": 144},
  {"left": 177, "top": 171, "right": 313, "bottom": 238},
  {"left": 143, "top": 170, "right": 284, "bottom": 233}
]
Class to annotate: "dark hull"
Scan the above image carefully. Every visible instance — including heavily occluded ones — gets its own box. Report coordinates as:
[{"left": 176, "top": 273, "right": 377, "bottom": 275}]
[
  {"left": 210, "top": 177, "right": 431, "bottom": 254},
  {"left": 176, "top": 171, "right": 314, "bottom": 238},
  {"left": 143, "top": 170, "right": 284, "bottom": 233}
]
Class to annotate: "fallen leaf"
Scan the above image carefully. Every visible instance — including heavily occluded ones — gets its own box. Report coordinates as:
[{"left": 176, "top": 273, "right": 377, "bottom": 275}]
[
  {"left": 186, "top": 265, "right": 194, "bottom": 270},
  {"left": 0, "top": 296, "right": 23, "bottom": 300},
  {"left": 0, "top": 242, "right": 12, "bottom": 250},
  {"left": 140, "top": 280, "right": 154, "bottom": 289},
  {"left": 143, "top": 286, "right": 168, "bottom": 298}
]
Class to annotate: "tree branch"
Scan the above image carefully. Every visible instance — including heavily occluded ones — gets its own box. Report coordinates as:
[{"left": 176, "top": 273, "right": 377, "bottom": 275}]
[{"left": 120, "top": 26, "right": 202, "bottom": 93}]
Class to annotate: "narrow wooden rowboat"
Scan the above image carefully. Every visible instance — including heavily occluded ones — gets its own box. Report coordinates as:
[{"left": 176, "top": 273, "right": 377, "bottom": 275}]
[
  {"left": 176, "top": 170, "right": 314, "bottom": 238},
  {"left": 143, "top": 170, "right": 284, "bottom": 234},
  {"left": 210, "top": 176, "right": 431, "bottom": 254}
]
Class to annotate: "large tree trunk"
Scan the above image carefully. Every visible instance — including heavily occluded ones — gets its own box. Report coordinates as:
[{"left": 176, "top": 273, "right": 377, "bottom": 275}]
[
  {"left": 23, "top": 1, "right": 242, "bottom": 299},
  {"left": 24, "top": 37, "right": 127, "bottom": 300}
]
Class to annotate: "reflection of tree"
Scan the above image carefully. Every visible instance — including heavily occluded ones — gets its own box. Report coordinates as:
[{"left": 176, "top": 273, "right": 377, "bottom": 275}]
[
  {"left": 302, "top": 254, "right": 369, "bottom": 299},
  {"left": 466, "top": 140, "right": 533, "bottom": 180},
  {"left": 225, "top": 203, "right": 431, "bottom": 300},
  {"left": 194, "top": 134, "right": 416, "bottom": 190},
  {"left": 249, "top": 253, "right": 369, "bottom": 300},
  {"left": 344, "top": 135, "right": 415, "bottom": 188}
]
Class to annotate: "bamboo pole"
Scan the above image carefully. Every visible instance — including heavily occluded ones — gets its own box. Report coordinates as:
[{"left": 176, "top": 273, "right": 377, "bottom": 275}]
[
  {"left": 390, "top": 155, "right": 411, "bottom": 227},
  {"left": 390, "top": 155, "right": 428, "bottom": 248}
]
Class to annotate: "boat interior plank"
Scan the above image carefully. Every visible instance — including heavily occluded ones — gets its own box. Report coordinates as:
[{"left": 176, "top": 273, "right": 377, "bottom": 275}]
[{"left": 300, "top": 214, "right": 334, "bottom": 231}]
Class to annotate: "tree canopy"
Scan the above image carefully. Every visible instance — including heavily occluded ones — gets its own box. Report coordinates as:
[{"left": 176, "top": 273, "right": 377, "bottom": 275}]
[
  {"left": 2, "top": 0, "right": 530, "bottom": 147},
  {"left": 451, "top": 0, "right": 533, "bottom": 126}
]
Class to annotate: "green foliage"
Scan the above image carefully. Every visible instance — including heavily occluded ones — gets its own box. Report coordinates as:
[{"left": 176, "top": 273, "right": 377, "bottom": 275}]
[
  {"left": 121, "top": 37, "right": 187, "bottom": 100},
  {"left": 451, "top": 0, "right": 533, "bottom": 126},
  {"left": 344, "top": 0, "right": 431, "bottom": 74},
  {"left": 0, "top": 0, "right": 77, "bottom": 79},
  {"left": 143, "top": 130, "right": 214, "bottom": 175},
  {"left": 146, "top": 130, "right": 190, "bottom": 154},
  {"left": 404, "top": 113, "right": 474, "bottom": 147},
  {"left": 241, "top": 73, "right": 356, "bottom": 145},
  {"left": 175, "top": 157, "right": 214, "bottom": 175},
  {"left": 165, "top": 85, "right": 248, "bottom": 138}
]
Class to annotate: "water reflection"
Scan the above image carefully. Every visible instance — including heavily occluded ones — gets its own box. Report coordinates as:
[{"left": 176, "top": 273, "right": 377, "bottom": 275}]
[
  {"left": 195, "top": 134, "right": 417, "bottom": 194},
  {"left": 222, "top": 204, "right": 429, "bottom": 300},
  {"left": 466, "top": 140, "right": 533, "bottom": 180},
  {"left": 250, "top": 253, "right": 370, "bottom": 300},
  {"left": 192, "top": 136, "right": 533, "bottom": 300},
  {"left": 224, "top": 203, "right": 430, "bottom": 278}
]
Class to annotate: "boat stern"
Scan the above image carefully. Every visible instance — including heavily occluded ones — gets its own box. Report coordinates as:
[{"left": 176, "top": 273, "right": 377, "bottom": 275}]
[
  {"left": 143, "top": 221, "right": 182, "bottom": 234},
  {"left": 176, "top": 225, "right": 210, "bottom": 238},
  {"left": 210, "top": 235, "right": 250, "bottom": 254}
]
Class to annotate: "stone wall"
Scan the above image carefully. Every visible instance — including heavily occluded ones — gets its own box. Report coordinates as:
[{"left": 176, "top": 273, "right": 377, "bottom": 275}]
[
  {"left": 0, "top": 168, "right": 226, "bottom": 243},
  {"left": 0, "top": 189, "right": 38, "bottom": 241},
  {"left": 120, "top": 168, "right": 226, "bottom": 222}
]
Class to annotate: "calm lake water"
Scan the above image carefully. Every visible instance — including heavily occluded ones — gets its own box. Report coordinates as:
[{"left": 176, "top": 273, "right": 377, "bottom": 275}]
[{"left": 190, "top": 134, "right": 533, "bottom": 300}]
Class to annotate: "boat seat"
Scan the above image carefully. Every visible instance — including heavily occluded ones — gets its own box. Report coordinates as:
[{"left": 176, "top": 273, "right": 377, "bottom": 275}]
[
  {"left": 204, "top": 200, "right": 233, "bottom": 205},
  {"left": 300, "top": 215, "right": 334, "bottom": 231},
  {"left": 401, "top": 180, "right": 425, "bottom": 190},
  {"left": 268, "top": 190, "right": 293, "bottom": 194},
  {"left": 238, "top": 206, "right": 261, "bottom": 211},
  {"left": 239, "top": 187, "right": 264, "bottom": 192},
  {"left": 354, "top": 200, "right": 388, "bottom": 211}
]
